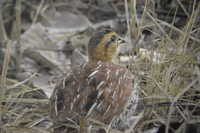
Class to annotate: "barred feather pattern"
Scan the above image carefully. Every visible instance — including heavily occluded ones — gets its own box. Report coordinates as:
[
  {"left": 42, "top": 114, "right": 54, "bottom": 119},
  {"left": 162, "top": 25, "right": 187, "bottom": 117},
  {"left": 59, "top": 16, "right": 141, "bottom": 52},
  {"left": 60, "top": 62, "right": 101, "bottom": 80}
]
[
  {"left": 50, "top": 61, "right": 137, "bottom": 128},
  {"left": 111, "top": 79, "right": 139, "bottom": 131}
]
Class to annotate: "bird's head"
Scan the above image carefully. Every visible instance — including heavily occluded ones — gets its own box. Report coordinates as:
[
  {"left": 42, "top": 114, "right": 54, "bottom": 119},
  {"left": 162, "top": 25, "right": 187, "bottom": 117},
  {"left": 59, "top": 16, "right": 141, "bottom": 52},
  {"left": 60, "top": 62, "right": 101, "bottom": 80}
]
[{"left": 88, "top": 27, "right": 126, "bottom": 62}]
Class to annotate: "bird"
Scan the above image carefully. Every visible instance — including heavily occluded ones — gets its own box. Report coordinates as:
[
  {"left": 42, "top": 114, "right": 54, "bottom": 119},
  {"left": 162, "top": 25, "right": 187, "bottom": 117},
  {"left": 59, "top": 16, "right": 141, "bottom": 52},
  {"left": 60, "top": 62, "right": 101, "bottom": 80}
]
[{"left": 49, "top": 27, "right": 138, "bottom": 133}]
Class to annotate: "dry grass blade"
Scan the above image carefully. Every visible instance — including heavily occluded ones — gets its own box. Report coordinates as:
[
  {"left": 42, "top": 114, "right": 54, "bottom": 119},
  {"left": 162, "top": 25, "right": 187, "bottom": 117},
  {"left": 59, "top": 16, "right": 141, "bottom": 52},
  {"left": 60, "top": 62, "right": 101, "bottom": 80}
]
[
  {"left": 0, "top": 40, "right": 11, "bottom": 128},
  {"left": 146, "top": 11, "right": 177, "bottom": 47},
  {"left": 181, "top": 4, "right": 199, "bottom": 53},
  {"left": 176, "top": 0, "right": 190, "bottom": 17},
  {"left": 15, "top": 0, "right": 22, "bottom": 72},
  {"left": 32, "top": 0, "right": 44, "bottom": 24},
  {"left": 0, "top": 10, "right": 7, "bottom": 41},
  {"left": 124, "top": 0, "right": 131, "bottom": 44},
  {"left": 165, "top": 79, "right": 198, "bottom": 133},
  {"left": 0, "top": 40, "right": 11, "bottom": 99},
  {"left": 156, "top": 19, "right": 200, "bottom": 44},
  {"left": 0, "top": 40, "right": 11, "bottom": 87},
  {"left": 7, "top": 73, "right": 37, "bottom": 89},
  {"left": 0, "top": 98, "right": 48, "bottom": 104}
]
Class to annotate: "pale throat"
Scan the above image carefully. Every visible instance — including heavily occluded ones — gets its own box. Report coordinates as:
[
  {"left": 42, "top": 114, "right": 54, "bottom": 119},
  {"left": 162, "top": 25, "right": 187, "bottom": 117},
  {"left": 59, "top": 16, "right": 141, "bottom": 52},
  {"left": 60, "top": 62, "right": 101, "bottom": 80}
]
[{"left": 88, "top": 54, "right": 113, "bottom": 63}]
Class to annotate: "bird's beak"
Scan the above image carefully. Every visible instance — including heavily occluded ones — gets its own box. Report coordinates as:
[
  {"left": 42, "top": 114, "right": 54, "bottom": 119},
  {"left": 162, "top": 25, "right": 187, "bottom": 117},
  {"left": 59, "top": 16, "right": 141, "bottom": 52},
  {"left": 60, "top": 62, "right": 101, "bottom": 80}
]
[{"left": 117, "top": 37, "right": 126, "bottom": 44}]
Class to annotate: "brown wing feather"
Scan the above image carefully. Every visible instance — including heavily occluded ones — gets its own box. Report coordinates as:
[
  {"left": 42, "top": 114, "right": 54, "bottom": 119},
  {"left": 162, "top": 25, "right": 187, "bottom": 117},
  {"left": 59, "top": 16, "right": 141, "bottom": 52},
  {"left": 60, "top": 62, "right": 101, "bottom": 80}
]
[{"left": 50, "top": 61, "right": 134, "bottom": 124}]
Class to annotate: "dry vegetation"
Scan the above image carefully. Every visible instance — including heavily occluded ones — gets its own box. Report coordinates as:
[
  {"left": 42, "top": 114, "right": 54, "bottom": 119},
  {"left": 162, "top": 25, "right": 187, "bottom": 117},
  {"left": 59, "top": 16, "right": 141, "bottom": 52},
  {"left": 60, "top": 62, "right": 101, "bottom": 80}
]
[{"left": 0, "top": 0, "right": 200, "bottom": 133}]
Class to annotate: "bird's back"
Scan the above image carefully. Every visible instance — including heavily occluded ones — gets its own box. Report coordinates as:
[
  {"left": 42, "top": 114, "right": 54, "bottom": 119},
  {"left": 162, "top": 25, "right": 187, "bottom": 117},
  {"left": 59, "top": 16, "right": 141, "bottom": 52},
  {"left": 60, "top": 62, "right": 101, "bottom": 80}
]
[{"left": 50, "top": 61, "right": 134, "bottom": 124}]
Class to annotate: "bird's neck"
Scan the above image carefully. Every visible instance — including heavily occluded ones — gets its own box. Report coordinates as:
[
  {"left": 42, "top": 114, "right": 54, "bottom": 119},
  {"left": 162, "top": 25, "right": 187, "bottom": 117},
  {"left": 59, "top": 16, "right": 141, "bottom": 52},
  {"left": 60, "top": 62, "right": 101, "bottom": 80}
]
[{"left": 88, "top": 56, "right": 113, "bottom": 64}]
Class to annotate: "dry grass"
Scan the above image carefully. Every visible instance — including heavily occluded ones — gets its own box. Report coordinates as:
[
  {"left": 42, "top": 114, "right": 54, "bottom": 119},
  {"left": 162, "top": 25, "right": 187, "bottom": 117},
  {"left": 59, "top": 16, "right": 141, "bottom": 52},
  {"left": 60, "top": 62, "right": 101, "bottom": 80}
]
[
  {"left": 128, "top": 0, "right": 200, "bottom": 132},
  {"left": 0, "top": 0, "right": 200, "bottom": 133}
]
